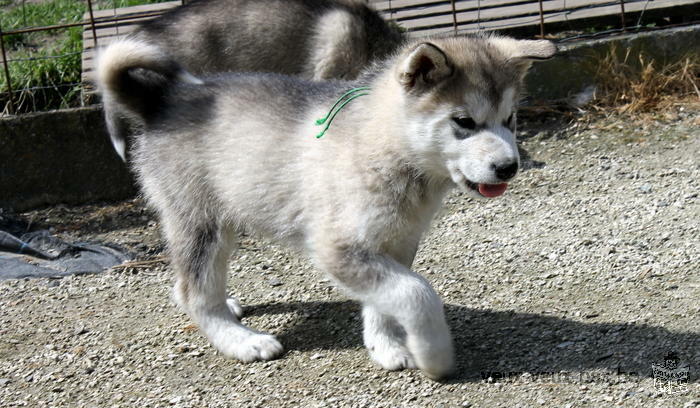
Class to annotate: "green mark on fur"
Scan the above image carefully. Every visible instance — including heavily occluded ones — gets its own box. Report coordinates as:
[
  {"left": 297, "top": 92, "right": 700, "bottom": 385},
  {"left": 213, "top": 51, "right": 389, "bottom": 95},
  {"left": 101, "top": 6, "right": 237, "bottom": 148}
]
[{"left": 315, "top": 87, "right": 370, "bottom": 139}]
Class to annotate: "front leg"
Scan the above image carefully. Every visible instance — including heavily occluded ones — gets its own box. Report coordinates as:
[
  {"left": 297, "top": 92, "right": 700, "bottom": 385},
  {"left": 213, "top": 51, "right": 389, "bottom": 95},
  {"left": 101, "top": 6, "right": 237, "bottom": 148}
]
[
  {"left": 362, "top": 235, "right": 422, "bottom": 371},
  {"left": 318, "top": 246, "right": 455, "bottom": 380},
  {"left": 362, "top": 305, "right": 416, "bottom": 370}
]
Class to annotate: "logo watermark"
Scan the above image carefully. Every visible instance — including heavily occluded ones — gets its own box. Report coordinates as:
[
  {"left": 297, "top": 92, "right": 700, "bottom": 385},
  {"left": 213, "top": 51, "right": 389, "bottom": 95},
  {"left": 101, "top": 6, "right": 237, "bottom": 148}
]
[
  {"left": 651, "top": 352, "right": 690, "bottom": 395},
  {"left": 479, "top": 351, "right": 691, "bottom": 394},
  {"left": 480, "top": 367, "right": 638, "bottom": 384}
]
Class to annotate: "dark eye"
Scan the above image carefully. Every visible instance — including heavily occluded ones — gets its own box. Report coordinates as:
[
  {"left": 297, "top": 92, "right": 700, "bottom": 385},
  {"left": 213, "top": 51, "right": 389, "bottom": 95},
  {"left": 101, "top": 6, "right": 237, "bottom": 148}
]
[{"left": 452, "top": 117, "right": 476, "bottom": 130}]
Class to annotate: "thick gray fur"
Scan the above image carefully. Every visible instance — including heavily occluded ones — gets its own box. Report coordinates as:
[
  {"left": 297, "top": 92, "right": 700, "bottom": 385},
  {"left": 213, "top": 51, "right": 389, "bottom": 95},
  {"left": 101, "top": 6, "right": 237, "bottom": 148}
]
[
  {"left": 97, "top": 35, "right": 556, "bottom": 379},
  {"left": 104, "top": 0, "right": 403, "bottom": 160},
  {"left": 134, "top": 0, "right": 402, "bottom": 79}
]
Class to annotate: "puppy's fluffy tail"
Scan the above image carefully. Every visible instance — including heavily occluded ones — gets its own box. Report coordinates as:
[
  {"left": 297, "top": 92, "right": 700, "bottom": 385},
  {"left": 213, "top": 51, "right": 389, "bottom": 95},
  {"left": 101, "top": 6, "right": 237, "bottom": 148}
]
[{"left": 97, "top": 39, "right": 202, "bottom": 161}]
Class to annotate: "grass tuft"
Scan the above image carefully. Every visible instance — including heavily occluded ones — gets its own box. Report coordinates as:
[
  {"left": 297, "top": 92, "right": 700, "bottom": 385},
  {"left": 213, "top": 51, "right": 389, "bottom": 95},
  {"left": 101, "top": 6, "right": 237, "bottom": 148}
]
[
  {"left": 1, "top": 0, "right": 167, "bottom": 114},
  {"left": 591, "top": 45, "right": 700, "bottom": 113}
]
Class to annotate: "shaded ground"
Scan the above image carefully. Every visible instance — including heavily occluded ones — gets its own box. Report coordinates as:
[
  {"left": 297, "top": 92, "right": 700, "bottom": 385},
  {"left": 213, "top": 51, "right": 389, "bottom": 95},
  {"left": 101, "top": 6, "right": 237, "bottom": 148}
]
[{"left": 0, "top": 108, "right": 698, "bottom": 407}]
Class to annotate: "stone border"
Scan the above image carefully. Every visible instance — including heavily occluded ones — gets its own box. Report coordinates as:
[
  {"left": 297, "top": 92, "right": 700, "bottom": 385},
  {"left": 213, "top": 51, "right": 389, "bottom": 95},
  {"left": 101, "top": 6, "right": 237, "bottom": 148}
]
[
  {"left": 527, "top": 24, "right": 700, "bottom": 101},
  {"left": 0, "top": 106, "right": 135, "bottom": 211}
]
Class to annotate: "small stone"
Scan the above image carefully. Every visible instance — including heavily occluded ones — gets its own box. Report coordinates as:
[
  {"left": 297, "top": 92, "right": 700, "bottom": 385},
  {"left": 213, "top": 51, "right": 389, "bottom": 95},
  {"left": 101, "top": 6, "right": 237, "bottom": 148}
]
[
  {"left": 269, "top": 278, "right": 283, "bottom": 287},
  {"left": 639, "top": 184, "right": 652, "bottom": 194},
  {"left": 0, "top": 378, "right": 10, "bottom": 386},
  {"left": 557, "top": 341, "right": 575, "bottom": 348},
  {"left": 310, "top": 353, "right": 324, "bottom": 360},
  {"left": 602, "top": 246, "right": 616, "bottom": 255}
]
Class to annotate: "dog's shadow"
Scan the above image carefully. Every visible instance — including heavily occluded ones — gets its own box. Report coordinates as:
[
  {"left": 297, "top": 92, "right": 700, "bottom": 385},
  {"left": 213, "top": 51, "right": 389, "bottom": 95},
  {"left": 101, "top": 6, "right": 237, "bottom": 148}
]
[{"left": 245, "top": 301, "right": 698, "bottom": 383}]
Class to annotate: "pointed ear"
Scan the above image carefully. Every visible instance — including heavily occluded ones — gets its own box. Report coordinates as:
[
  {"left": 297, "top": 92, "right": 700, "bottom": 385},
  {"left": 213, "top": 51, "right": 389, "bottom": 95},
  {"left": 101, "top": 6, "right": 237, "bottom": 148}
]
[
  {"left": 396, "top": 43, "right": 453, "bottom": 92},
  {"left": 491, "top": 38, "right": 557, "bottom": 60},
  {"left": 490, "top": 38, "right": 557, "bottom": 78}
]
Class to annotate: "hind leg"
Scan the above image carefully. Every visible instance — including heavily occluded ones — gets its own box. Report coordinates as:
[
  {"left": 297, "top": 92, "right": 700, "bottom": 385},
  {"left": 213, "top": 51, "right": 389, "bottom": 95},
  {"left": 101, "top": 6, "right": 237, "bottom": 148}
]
[
  {"left": 166, "top": 218, "right": 282, "bottom": 362},
  {"left": 174, "top": 256, "right": 243, "bottom": 318},
  {"left": 225, "top": 296, "right": 244, "bottom": 319}
]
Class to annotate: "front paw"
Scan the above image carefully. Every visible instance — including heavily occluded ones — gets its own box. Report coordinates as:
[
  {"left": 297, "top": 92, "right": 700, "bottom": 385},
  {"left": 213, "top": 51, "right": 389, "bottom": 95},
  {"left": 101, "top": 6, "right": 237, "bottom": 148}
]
[
  {"left": 367, "top": 340, "right": 416, "bottom": 371},
  {"left": 406, "top": 335, "right": 456, "bottom": 380}
]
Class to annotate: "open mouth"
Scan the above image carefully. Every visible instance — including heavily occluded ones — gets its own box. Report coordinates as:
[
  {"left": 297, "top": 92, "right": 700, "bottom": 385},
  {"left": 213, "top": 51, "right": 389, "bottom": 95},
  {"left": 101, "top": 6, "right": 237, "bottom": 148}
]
[{"left": 464, "top": 180, "right": 508, "bottom": 198}]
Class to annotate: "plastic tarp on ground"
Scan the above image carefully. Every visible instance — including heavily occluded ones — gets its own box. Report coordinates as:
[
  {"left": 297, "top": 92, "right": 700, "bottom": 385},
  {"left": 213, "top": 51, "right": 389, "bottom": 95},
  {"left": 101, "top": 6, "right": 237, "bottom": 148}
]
[{"left": 0, "top": 229, "right": 130, "bottom": 280}]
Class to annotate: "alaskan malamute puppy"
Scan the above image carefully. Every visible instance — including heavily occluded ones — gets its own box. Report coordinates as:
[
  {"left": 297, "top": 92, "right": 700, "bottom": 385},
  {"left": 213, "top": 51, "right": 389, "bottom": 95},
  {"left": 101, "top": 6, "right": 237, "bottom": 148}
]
[{"left": 98, "top": 35, "right": 555, "bottom": 379}]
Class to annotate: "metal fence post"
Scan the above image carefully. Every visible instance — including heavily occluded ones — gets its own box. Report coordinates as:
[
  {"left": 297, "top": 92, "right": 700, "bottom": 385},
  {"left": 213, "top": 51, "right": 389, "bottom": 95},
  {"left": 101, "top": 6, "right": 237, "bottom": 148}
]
[
  {"left": 87, "top": 0, "right": 98, "bottom": 48},
  {"left": 450, "top": 0, "right": 458, "bottom": 34},
  {"left": 620, "top": 0, "right": 627, "bottom": 30},
  {"left": 538, "top": 0, "right": 545, "bottom": 38},
  {"left": 0, "top": 24, "right": 15, "bottom": 115}
]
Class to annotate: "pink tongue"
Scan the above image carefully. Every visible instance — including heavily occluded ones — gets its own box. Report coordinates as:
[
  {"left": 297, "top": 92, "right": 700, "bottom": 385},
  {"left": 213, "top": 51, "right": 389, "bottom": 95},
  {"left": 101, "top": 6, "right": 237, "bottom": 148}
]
[{"left": 478, "top": 183, "right": 508, "bottom": 198}]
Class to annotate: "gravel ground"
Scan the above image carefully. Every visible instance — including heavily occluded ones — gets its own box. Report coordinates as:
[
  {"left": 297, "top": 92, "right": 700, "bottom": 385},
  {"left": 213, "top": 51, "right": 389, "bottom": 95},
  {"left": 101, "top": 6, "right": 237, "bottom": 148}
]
[{"left": 1, "top": 108, "right": 698, "bottom": 407}]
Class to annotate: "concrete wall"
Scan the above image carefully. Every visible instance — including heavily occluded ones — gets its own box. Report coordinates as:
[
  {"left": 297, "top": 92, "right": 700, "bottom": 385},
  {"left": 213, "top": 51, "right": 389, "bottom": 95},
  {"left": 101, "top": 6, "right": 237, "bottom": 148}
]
[
  {"left": 527, "top": 25, "right": 700, "bottom": 101},
  {"left": 1, "top": 25, "right": 698, "bottom": 211},
  {"left": 0, "top": 107, "right": 135, "bottom": 211}
]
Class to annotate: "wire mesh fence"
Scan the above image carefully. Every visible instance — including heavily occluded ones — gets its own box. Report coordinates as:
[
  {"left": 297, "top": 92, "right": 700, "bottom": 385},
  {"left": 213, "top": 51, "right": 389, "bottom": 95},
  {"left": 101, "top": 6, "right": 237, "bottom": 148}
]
[
  {"left": 0, "top": 0, "right": 176, "bottom": 115},
  {"left": 1, "top": 0, "right": 698, "bottom": 116}
]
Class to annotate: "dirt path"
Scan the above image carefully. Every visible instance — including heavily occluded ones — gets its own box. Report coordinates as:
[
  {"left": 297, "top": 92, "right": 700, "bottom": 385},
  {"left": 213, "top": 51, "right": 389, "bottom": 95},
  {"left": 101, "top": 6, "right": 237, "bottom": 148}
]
[{"left": 1, "top": 109, "right": 698, "bottom": 407}]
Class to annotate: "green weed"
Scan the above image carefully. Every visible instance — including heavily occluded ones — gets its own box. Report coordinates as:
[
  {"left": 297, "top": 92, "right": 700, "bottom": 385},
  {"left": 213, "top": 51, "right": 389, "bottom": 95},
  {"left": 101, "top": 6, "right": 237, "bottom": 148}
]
[{"left": 1, "top": 0, "right": 167, "bottom": 114}]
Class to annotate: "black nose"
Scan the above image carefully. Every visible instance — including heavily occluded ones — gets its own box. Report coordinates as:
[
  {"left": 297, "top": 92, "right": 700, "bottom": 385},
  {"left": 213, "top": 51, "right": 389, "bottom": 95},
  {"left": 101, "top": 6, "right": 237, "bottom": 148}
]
[{"left": 493, "top": 161, "right": 519, "bottom": 181}]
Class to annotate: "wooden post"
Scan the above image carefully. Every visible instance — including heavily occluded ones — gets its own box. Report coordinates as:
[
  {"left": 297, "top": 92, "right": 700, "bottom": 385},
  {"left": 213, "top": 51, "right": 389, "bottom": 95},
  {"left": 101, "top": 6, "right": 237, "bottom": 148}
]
[
  {"left": 0, "top": 24, "right": 15, "bottom": 115},
  {"left": 86, "top": 0, "right": 98, "bottom": 48},
  {"left": 538, "top": 0, "right": 545, "bottom": 38},
  {"left": 620, "top": 0, "right": 627, "bottom": 31}
]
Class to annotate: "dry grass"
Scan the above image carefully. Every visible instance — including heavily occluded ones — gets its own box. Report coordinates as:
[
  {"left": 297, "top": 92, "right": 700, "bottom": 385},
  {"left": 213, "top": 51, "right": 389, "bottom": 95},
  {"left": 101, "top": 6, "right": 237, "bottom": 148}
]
[
  {"left": 520, "top": 45, "right": 699, "bottom": 127},
  {"left": 591, "top": 46, "right": 700, "bottom": 113}
]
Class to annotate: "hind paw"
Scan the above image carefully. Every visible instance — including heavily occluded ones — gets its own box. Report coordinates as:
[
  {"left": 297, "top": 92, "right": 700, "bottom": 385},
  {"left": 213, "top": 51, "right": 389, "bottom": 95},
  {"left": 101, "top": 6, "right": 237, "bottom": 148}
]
[
  {"left": 226, "top": 297, "right": 244, "bottom": 318},
  {"left": 226, "top": 333, "right": 284, "bottom": 362}
]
